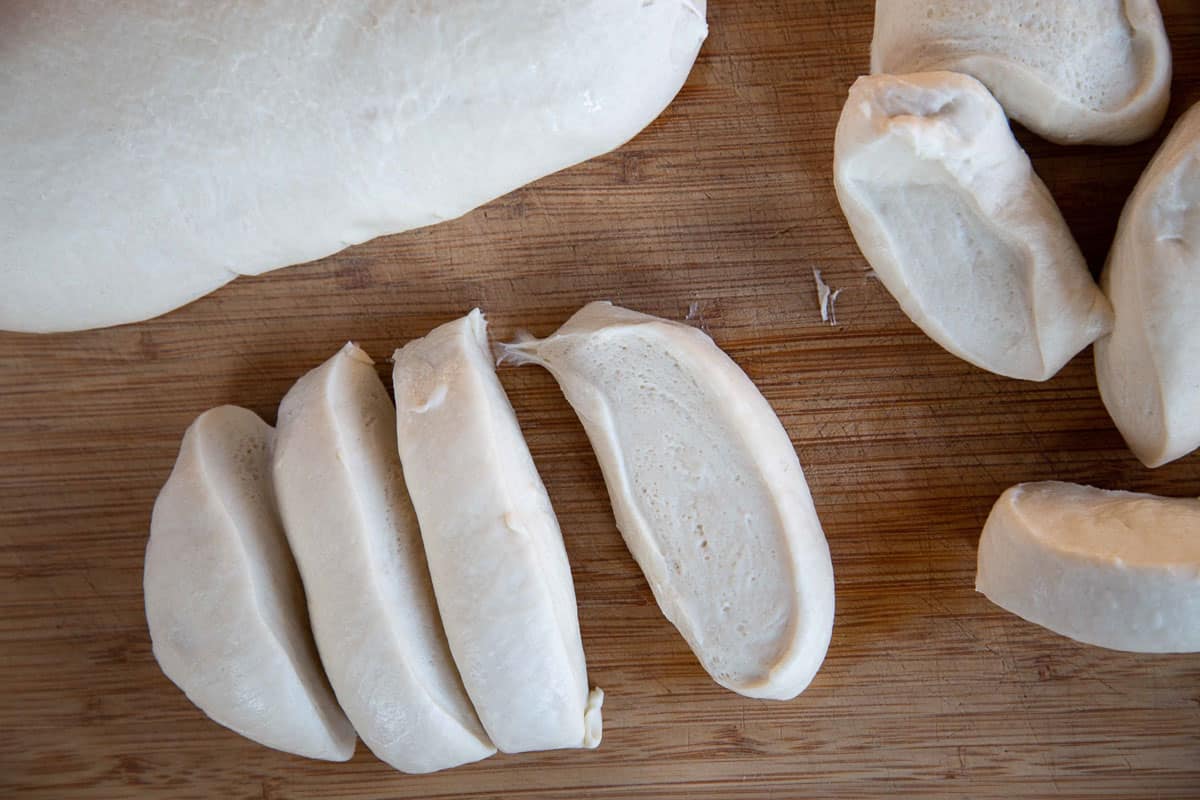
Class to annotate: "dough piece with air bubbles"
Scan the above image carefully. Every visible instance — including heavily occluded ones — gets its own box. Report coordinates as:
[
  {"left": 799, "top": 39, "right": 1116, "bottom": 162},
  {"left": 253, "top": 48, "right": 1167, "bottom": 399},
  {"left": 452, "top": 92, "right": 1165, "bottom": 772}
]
[
  {"left": 502, "top": 302, "right": 835, "bottom": 700},
  {"left": 1096, "top": 103, "right": 1200, "bottom": 468},
  {"left": 834, "top": 71, "right": 1112, "bottom": 381},
  {"left": 392, "top": 311, "right": 602, "bottom": 754},
  {"left": 976, "top": 481, "right": 1200, "bottom": 653},
  {"left": 273, "top": 343, "right": 495, "bottom": 773},
  {"left": 0, "top": 0, "right": 707, "bottom": 333},
  {"left": 144, "top": 406, "right": 355, "bottom": 761},
  {"left": 871, "top": 0, "right": 1171, "bottom": 144}
]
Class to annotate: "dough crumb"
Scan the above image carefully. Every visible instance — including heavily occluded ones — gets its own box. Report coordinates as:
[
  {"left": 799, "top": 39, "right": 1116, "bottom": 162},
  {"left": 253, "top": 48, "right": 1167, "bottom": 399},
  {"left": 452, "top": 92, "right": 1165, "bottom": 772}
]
[{"left": 812, "top": 268, "right": 844, "bottom": 325}]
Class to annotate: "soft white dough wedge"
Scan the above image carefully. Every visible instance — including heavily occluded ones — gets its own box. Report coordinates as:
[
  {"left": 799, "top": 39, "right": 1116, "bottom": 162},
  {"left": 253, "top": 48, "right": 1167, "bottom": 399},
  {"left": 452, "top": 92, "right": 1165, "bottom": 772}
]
[
  {"left": 502, "top": 302, "right": 836, "bottom": 700},
  {"left": 392, "top": 311, "right": 602, "bottom": 754},
  {"left": 871, "top": 0, "right": 1171, "bottom": 145},
  {"left": 272, "top": 343, "right": 495, "bottom": 773},
  {"left": 1096, "top": 103, "right": 1200, "bottom": 468},
  {"left": 0, "top": 1, "right": 707, "bottom": 333},
  {"left": 144, "top": 406, "right": 355, "bottom": 760},
  {"left": 977, "top": 482, "right": 1200, "bottom": 653},
  {"left": 834, "top": 71, "right": 1112, "bottom": 381}
]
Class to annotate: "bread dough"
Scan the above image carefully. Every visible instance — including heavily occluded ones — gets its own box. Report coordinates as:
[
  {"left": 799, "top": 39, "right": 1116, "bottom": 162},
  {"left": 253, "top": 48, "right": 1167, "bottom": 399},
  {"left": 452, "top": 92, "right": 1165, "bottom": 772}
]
[
  {"left": 272, "top": 343, "right": 495, "bottom": 773},
  {"left": 976, "top": 481, "right": 1200, "bottom": 653},
  {"left": 871, "top": 0, "right": 1171, "bottom": 145},
  {"left": 502, "top": 302, "right": 835, "bottom": 700},
  {"left": 834, "top": 71, "right": 1112, "bottom": 381},
  {"left": 1095, "top": 103, "right": 1200, "bottom": 468},
  {"left": 144, "top": 406, "right": 355, "bottom": 760},
  {"left": 0, "top": 1, "right": 707, "bottom": 333},
  {"left": 392, "top": 311, "right": 601, "bottom": 753}
]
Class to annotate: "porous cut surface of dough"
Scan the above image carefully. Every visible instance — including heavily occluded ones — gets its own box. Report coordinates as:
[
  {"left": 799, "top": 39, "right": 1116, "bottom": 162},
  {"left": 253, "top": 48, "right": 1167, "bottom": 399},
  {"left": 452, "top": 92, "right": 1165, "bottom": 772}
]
[
  {"left": 504, "top": 302, "right": 835, "bottom": 700},
  {"left": 871, "top": 0, "right": 1171, "bottom": 144},
  {"left": 834, "top": 71, "right": 1112, "bottom": 381}
]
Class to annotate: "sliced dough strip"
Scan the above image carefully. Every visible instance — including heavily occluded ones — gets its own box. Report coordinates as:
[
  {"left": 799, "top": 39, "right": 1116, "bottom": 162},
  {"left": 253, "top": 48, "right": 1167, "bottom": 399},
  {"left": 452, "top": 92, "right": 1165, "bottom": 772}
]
[
  {"left": 1096, "top": 102, "right": 1200, "bottom": 468},
  {"left": 503, "top": 302, "right": 835, "bottom": 700},
  {"left": 392, "top": 311, "right": 602, "bottom": 754},
  {"left": 834, "top": 71, "right": 1112, "bottom": 381},
  {"left": 977, "top": 481, "right": 1200, "bottom": 653},
  {"left": 145, "top": 406, "right": 356, "bottom": 760}
]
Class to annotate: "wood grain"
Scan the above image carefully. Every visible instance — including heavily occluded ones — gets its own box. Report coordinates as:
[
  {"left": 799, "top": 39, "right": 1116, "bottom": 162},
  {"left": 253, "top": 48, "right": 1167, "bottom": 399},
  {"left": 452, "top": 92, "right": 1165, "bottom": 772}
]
[{"left": 2, "top": 2, "right": 1199, "bottom": 797}]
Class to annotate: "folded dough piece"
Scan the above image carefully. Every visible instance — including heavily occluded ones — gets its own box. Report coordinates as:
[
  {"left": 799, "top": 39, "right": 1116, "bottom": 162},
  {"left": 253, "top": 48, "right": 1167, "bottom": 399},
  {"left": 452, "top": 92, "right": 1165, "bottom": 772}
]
[
  {"left": 834, "top": 71, "right": 1112, "bottom": 381},
  {"left": 392, "top": 311, "right": 602, "bottom": 754},
  {"left": 503, "top": 302, "right": 835, "bottom": 700},
  {"left": 871, "top": 0, "right": 1171, "bottom": 144},
  {"left": 272, "top": 343, "right": 495, "bottom": 773},
  {"left": 144, "top": 406, "right": 355, "bottom": 760},
  {"left": 976, "top": 481, "right": 1200, "bottom": 653},
  {"left": 0, "top": 1, "right": 707, "bottom": 333},
  {"left": 1096, "top": 103, "right": 1200, "bottom": 468}
]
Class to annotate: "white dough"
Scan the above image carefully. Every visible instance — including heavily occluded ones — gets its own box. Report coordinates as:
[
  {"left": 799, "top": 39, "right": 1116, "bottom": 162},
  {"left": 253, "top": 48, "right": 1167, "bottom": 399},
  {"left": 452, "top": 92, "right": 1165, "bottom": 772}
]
[
  {"left": 503, "top": 302, "right": 835, "bottom": 700},
  {"left": 871, "top": 0, "right": 1171, "bottom": 145},
  {"left": 392, "top": 311, "right": 601, "bottom": 754},
  {"left": 834, "top": 71, "right": 1112, "bottom": 382},
  {"left": 144, "top": 406, "right": 355, "bottom": 760},
  {"left": 1096, "top": 103, "right": 1200, "bottom": 468},
  {"left": 272, "top": 343, "right": 494, "bottom": 773},
  {"left": 0, "top": 1, "right": 707, "bottom": 333},
  {"left": 977, "top": 481, "right": 1200, "bottom": 653}
]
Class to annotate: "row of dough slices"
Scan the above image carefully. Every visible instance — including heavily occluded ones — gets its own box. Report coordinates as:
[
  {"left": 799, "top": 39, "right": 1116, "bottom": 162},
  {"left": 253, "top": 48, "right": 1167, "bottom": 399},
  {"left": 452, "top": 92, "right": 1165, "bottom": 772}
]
[
  {"left": 144, "top": 302, "right": 836, "bottom": 771},
  {"left": 835, "top": 0, "right": 1198, "bottom": 467}
]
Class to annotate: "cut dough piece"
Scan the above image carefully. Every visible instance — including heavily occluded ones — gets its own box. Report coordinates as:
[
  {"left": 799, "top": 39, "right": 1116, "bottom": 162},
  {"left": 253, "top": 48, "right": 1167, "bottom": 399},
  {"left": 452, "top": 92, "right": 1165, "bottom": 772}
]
[
  {"left": 144, "top": 406, "right": 355, "bottom": 760},
  {"left": 977, "top": 482, "right": 1200, "bottom": 653},
  {"left": 392, "top": 311, "right": 602, "bottom": 754},
  {"left": 1096, "top": 103, "right": 1200, "bottom": 468},
  {"left": 502, "top": 302, "right": 835, "bottom": 700},
  {"left": 871, "top": 0, "right": 1171, "bottom": 144},
  {"left": 0, "top": 1, "right": 708, "bottom": 333},
  {"left": 834, "top": 71, "right": 1112, "bottom": 381},
  {"left": 272, "top": 343, "right": 495, "bottom": 773}
]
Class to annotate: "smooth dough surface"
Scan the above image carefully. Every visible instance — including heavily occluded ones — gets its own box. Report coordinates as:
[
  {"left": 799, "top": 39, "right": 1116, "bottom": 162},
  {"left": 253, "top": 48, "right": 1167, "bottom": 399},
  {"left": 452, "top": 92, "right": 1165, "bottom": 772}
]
[
  {"left": 392, "top": 311, "right": 601, "bottom": 754},
  {"left": 976, "top": 481, "right": 1200, "bottom": 653},
  {"left": 503, "top": 302, "right": 835, "bottom": 700},
  {"left": 0, "top": 1, "right": 707, "bottom": 333},
  {"left": 871, "top": 0, "right": 1171, "bottom": 144},
  {"left": 273, "top": 343, "right": 494, "bottom": 773},
  {"left": 834, "top": 71, "right": 1112, "bottom": 381},
  {"left": 1096, "top": 103, "right": 1200, "bottom": 468},
  {"left": 144, "top": 406, "right": 355, "bottom": 760}
]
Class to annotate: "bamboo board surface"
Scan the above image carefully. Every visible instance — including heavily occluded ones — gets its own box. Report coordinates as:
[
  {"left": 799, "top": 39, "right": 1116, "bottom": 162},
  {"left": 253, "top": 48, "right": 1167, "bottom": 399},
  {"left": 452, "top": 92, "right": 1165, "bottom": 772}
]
[{"left": 2, "top": 2, "right": 1199, "bottom": 798}]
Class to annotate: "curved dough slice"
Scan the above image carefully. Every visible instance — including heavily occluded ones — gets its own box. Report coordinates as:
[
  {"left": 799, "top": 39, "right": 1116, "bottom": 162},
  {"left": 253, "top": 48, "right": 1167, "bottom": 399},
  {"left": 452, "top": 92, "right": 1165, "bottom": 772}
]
[
  {"left": 834, "top": 71, "right": 1112, "bottom": 381},
  {"left": 392, "top": 311, "right": 602, "bottom": 754},
  {"left": 144, "top": 406, "right": 355, "bottom": 760},
  {"left": 503, "top": 302, "right": 835, "bottom": 700},
  {"left": 871, "top": 0, "right": 1171, "bottom": 145},
  {"left": 272, "top": 343, "right": 495, "bottom": 773},
  {"left": 1096, "top": 102, "right": 1200, "bottom": 468},
  {"left": 977, "top": 482, "right": 1200, "bottom": 653},
  {"left": 0, "top": 0, "right": 707, "bottom": 333}
]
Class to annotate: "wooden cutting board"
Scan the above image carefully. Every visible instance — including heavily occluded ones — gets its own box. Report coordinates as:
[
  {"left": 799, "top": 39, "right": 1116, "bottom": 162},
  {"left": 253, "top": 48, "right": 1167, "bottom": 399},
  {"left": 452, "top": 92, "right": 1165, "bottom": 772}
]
[{"left": 2, "top": 2, "right": 1198, "bottom": 797}]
